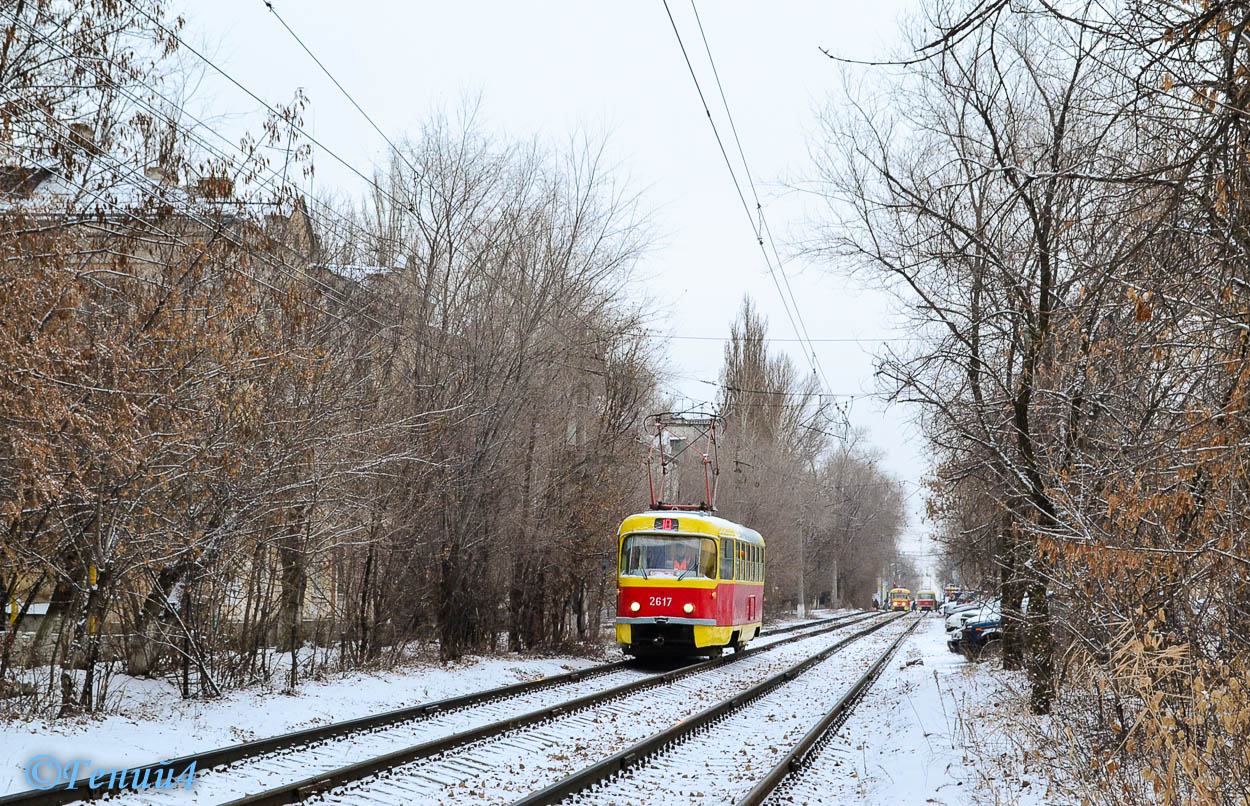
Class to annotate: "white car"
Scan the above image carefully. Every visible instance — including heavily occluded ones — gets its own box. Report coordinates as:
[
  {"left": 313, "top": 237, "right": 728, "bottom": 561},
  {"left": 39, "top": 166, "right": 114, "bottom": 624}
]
[
  {"left": 947, "top": 595, "right": 1033, "bottom": 633},
  {"left": 945, "top": 600, "right": 995, "bottom": 633}
]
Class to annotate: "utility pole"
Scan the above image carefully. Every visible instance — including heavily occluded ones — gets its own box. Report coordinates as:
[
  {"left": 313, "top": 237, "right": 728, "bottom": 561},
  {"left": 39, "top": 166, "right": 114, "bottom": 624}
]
[
  {"left": 831, "top": 556, "right": 839, "bottom": 609},
  {"left": 797, "top": 526, "right": 807, "bottom": 618}
]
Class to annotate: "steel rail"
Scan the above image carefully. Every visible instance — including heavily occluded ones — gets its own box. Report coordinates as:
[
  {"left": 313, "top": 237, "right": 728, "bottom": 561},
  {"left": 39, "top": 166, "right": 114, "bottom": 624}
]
[
  {"left": 737, "top": 616, "right": 922, "bottom": 806},
  {"left": 0, "top": 612, "right": 863, "bottom": 806},
  {"left": 0, "top": 664, "right": 631, "bottom": 806},
  {"left": 509, "top": 612, "right": 909, "bottom": 806},
  {"left": 212, "top": 618, "right": 874, "bottom": 806},
  {"left": 755, "top": 612, "right": 848, "bottom": 637},
  {"left": 215, "top": 612, "right": 879, "bottom": 806}
]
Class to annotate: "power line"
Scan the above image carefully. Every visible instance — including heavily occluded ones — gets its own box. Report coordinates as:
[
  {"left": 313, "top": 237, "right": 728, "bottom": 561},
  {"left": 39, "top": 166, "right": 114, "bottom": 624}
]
[
  {"left": 688, "top": 1, "right": 821, "bottom": 362},
  {"left": 260, "top": 1, "right": 425, "bottom": 182},
  {"left": 119, "top": 0, "right": 597, "bottom": 353},
  {"left": 688, "top": 0, "right": 847, "bottom": 428},
  {"left": 660, "top": 379, "right": 848, "bottom": 444},
  {"left": 122, "top": 0, "right": 873, "bottom": 418},
  {"left": 0, "top": 7, "right": 395, "bottom": 326},
  {"left": 639, "top": 332, "right": 916, "bottom": 343},
  {"left": 658, "top": 392, "right": 844, "bottom": 441},
  {"left": 692, "top": 378, "right": 858, "bottom": 398},
  {"left": 660, "top": 2, "right": 803, "bottom": 347},
  {"left": 661, "top": 1, "right": 847, "bottom": 431},
  {"left": 118, "top": 0, "right": 396, "bottom": 212}
]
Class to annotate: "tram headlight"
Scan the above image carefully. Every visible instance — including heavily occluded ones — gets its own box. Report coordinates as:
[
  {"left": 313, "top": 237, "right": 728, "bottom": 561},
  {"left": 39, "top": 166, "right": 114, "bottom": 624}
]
[
  {"left": 683, "top": 602, "right": 695, "bottom": 614},
  {"left": 630, "top": 601, "right": 641, "bottom": 612}
]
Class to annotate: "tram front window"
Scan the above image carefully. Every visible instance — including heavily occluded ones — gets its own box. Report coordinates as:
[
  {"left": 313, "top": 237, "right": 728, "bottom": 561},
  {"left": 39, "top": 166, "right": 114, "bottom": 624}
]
[{"left": 620, "top": 535, "right": 717, "bottom": 579}]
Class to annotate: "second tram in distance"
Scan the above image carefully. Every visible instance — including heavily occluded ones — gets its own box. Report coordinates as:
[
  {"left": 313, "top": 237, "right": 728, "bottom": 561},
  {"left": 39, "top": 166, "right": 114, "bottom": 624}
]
[{"left": 615, "top": 510, "right": 764, "bottom": 658}]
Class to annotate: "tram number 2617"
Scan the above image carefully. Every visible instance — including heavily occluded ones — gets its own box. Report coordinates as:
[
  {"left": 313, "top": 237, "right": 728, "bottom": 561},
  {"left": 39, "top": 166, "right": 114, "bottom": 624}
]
[{"left": 649, "top": 596, "right": 673, "bottom": 607}]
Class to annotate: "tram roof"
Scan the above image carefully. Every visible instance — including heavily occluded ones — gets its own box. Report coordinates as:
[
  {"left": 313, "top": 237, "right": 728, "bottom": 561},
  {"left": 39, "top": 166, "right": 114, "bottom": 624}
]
[{"left": 618, "top": 510, "right": 764, "bottom": 546}]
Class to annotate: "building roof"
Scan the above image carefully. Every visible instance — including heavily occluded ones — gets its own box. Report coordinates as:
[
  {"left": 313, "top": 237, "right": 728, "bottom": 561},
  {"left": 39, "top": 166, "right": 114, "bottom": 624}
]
[{"left": 0, "top": 165, "right": 53, "bottom": 197}]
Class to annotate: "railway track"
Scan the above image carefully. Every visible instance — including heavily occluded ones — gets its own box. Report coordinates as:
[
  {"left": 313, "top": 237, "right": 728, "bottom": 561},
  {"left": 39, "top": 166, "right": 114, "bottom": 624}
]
[
  {"left": 0, "top": 611, "right": 863, "bottom": 806},
  {"left": 248, "top": 613, "right": 902, "bottom": 806},
  {"left": 751, "top": 616, "right": 923, "bottom": 806},
  {"left": 509, "top": 613, "right": 919, "bottom": 805},
  {"left": 215, "top": 613, "right": 884, "bottom": 806}
]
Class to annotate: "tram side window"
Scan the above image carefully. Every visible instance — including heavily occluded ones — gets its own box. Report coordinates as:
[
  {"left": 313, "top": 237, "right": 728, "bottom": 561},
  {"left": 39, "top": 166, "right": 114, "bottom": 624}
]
[
  {"left": 751, "top": 545, "right": 759, "bottom": 581},
  {"left": 754, "top": 546, "right": 760, "bottom": 581},
  {"left": 720, "top": 539, "right": 735, "bottom": 580}
]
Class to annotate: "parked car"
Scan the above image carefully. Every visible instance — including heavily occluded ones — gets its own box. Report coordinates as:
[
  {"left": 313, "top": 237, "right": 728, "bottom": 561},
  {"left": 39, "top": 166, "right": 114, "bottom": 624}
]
[
  {"left": 947, "top": 593, "right": 1041, "bottom": 655},
  {"left": 940, "top": 592, "right": 980, "bottom": 616},
  {"left": 957, "top": 611, "right": 1003, "bottom": 658},
  {"left": 945, "top": 600, "right": 992, "bottom": 633}
]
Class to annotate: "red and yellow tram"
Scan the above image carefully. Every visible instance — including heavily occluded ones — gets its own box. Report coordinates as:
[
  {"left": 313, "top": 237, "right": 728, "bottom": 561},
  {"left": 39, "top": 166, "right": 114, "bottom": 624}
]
[
  {"left": 889, "top": 587, "right": 912, "bottom": 612},
  {"left": 615, "top": 511, "right": 764, "bottom": 657}
]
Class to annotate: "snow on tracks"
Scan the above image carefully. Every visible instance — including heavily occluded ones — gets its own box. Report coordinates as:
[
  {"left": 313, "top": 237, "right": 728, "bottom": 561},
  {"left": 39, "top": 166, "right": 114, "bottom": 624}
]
[
  {"left": 762, "top": 615, "right": 1046, "bottom": 806},
  {"left": 34, "top": 665, "right": 655, "bottom": 806},
  {"left": 555, "top": 616, "right": 918, "bottom": 806},
  {"left": 49, "top": 615, "right": 865, "bottom": 806},
  {"left": 293, "top": 614, "right": 890, "bottom": 806}
]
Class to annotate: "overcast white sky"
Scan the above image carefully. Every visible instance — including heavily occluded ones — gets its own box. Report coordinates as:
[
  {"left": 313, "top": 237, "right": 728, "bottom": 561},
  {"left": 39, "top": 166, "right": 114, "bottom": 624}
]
[{"left": 182, "top": 0, "right": 937, "bottom": 579}]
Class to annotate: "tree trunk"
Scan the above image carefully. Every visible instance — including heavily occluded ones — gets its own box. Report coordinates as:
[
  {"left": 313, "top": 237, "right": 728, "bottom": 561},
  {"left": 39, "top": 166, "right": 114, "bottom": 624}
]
[
  {"left": 358, "top": 544, "right": 374, "bottom": 661},
  {"left": 574, "top": 579, "right": 587, "bottom": 640},
  {"left": 77, "top": 570, "right": 107, "bottom": 712},
  {"left": 1025, "top": 576, "right": 1053, "bottom": 714},
  {"left": 1000, "top": 522, "right": 1026, "bottom": 671},
  {"left": 26, "top": 569, "right": 76, "bottom": 669},
  {"left": 276, "top": 513, "right": 306, "bottom": 689},
  {"left": 125, "top": 564, "right": 187, "bottom": 676},
  {"left": 0, "top": 572, "right": 44, "bottom": 682}
]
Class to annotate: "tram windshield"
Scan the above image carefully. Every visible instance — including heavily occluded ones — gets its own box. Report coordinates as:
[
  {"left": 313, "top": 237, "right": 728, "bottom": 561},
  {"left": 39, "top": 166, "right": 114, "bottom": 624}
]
[{"left": 620, "top": 534, "right": 717, "bottom": 579}]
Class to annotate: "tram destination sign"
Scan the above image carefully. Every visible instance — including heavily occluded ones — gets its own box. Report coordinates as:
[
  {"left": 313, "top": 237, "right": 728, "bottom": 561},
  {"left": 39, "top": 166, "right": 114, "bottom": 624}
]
[{"left": 653, "top": 517, "right": 680, "bottom": 531}]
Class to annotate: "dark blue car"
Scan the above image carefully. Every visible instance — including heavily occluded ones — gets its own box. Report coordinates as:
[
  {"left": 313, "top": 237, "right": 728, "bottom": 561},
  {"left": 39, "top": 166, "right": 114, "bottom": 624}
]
[{"left": 952, "top": 611, "right": 1001, "bottom": 657}]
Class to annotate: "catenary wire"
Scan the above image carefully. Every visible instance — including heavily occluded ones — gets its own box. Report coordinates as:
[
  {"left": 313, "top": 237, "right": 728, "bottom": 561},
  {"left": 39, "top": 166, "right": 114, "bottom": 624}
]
[
  {"left": 260, "top": 1, "right": 427, "bottom": 184},
  {"left": 662, "top": 0, "right": 849, "bottom": 430},
  {"left": 689, "top": 0, "right": 850, "bottom": 427}
]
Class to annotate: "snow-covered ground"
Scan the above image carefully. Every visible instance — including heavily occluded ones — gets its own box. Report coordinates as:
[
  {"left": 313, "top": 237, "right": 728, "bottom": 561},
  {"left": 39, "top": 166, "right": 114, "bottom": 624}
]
[
  {"left": 778, "top": 615, "right": 1050, "bottom": 805},
  {"left": 0, "top": 651, "right": 606, "bottom": 796},
  {"left": 0, "top": 612, "right": 841, "bottom": 797}
]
